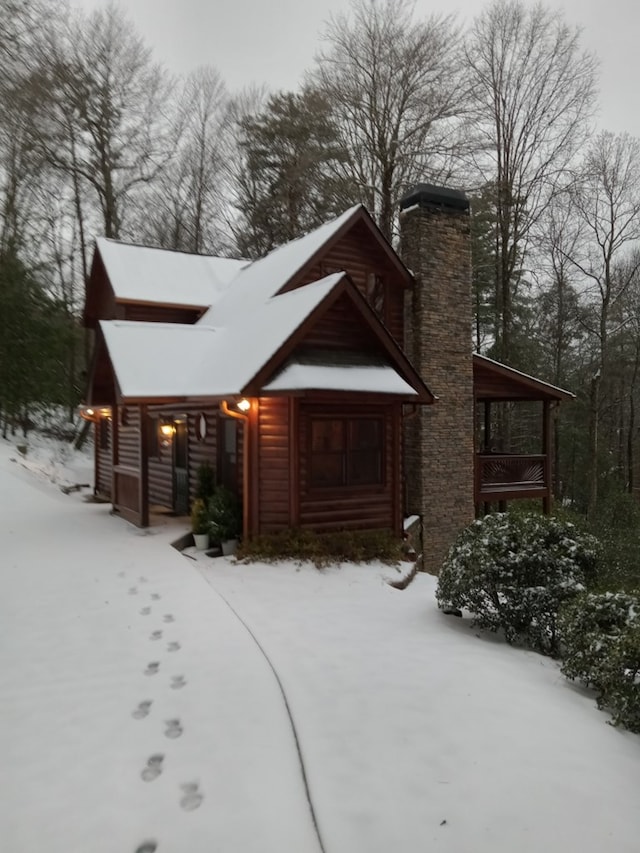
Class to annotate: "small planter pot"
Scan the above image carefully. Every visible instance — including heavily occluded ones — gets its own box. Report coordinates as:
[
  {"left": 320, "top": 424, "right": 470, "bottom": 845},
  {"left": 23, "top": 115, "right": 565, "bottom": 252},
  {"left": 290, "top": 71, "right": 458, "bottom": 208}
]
[
  {"left": 221, "top": 539, "right": 238, "bottom": 556},
  {"left": 193, "top": 532, "right": 210, "bottom": 551}
]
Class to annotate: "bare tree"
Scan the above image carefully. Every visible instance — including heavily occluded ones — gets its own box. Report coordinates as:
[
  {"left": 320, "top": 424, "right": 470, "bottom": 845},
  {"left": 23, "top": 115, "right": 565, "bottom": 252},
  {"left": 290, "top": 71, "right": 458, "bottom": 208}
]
[
  {"left": 311, "top": 0, "right": 467, "bottom": 239},
  {"left": 135, "top": 66, "right": 231, "bottom": 254},
  {"left": 567, "top": 131, "right": 640, "bottom": 516},
  {"left": 466, "top": 0, "right": 597, "bottom": 364},
  {"left": 34, "top": 2, "right": 177, "bottom": 240}
]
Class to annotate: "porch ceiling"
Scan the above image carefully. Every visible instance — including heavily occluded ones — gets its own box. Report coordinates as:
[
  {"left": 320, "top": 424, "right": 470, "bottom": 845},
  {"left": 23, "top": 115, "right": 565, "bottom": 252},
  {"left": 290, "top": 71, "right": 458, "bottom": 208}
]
[{"left": 473, "top": 354, "right": 574, "bottom": 402}]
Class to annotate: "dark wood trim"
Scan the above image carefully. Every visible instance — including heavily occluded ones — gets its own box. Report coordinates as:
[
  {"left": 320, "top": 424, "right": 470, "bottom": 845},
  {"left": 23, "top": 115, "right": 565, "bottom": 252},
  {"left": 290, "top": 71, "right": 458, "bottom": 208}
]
[
  {"left": 543, "top": 400, "right": 552, "bottom": 514},
  {"left": 289, "top": 397, "right": 300, "bottom": 527},
  {"left": 111, "top": 410, "right": 119, "bottom": 511},
  {"left": 474, "top": 354, "right": 574, "bottom": 402},
  {"left": 115, "top": 297, "right": 209, "bottom": 311},
  {"left": 248, "top": 401, "right": 260, "bottom": 536},
  {"left": 139, "top": 404, "right": 149, "bottom": 527},
  {"left": 392, "top": 401, "right": 401, "bottom": 537}
]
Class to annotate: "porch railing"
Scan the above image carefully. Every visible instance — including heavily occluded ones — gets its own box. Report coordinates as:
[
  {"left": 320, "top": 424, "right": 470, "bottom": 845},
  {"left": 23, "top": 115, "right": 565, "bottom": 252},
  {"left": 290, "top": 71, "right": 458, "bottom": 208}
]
[{"left": 475, "top": 453, "right": 549, "bottom": 502}]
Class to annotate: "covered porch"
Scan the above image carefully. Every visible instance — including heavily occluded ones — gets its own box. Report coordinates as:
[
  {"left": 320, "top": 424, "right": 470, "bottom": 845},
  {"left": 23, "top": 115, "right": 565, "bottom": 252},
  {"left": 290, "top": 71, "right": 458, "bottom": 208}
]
[{"left": 473, "top": 354, "right": 574, "bottom": 514}]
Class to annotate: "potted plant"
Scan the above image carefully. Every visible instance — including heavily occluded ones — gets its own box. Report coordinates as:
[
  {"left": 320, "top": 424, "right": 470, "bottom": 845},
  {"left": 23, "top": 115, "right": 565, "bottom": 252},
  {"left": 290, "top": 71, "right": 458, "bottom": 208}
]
[
  {"left": 209, "top": 486, "right": 242, "bottom": 555},
  {"left": 190, "top": 498, "right": 210, "bottom": 551}
]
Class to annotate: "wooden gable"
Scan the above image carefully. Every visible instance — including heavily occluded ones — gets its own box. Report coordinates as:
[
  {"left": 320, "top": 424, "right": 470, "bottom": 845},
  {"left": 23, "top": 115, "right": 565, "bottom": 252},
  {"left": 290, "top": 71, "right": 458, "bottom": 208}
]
[
  {"left": 279, "top": 209, "right": 412, "bottom": 344},
  {"left": 84, "top": 246, "right": 203, "bottom": 329},
  {"left": 86, "top": 329, "right": 117, "bottom": 406},
  {"left": 245, "top": 276, "right": 434, "bottom": 402},
  {"left": 83, "top": 251, "right": 117, "bottom": 329},
  {"left": 473, "top": 355, "right": 574, "bottom": 402}
]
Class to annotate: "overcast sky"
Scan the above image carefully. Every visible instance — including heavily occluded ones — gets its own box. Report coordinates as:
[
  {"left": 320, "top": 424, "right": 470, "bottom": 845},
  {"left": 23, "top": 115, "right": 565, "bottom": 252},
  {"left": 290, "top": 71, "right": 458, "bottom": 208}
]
[{"left": 74, "top": 0, "right": 639, "bottom": 138}]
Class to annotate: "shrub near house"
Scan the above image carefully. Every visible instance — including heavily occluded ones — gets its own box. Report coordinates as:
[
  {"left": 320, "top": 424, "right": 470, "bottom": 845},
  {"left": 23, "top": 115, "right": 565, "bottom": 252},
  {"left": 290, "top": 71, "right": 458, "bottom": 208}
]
[
  {"left": 559, "top": 592, "right": 640, "bottom": 732},
  {"left": 436, "top": 513, "right": 599, "bottom": 654}
]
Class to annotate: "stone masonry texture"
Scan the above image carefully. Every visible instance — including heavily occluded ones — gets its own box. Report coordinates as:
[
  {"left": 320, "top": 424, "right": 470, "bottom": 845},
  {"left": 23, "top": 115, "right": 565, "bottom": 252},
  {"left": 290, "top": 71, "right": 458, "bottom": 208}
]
[{"left": 400, "top": 200, "right": 475, "bottom": 573}]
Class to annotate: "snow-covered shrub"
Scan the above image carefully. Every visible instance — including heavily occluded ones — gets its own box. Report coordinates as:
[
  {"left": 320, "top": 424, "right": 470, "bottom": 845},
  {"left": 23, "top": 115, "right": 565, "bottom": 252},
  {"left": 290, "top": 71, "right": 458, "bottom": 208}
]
[
  {"left": 559, "top": 591, "right": 640, "bottom": 731},
  {"left": 600, "top": 627, "right": 640, "bottom": 732},
  {"left": 559, "top": 592, "right": 639, "bottom": 685},
  {"left": 436, "top": 513, "right": 599, "bottom": 654}
]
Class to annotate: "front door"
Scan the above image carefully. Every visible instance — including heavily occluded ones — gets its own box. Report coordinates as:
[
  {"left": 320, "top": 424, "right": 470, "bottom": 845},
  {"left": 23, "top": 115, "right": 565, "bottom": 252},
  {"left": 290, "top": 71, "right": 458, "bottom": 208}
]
[{"left": 173, "top": 418, "right": 189, "bottom": 515}]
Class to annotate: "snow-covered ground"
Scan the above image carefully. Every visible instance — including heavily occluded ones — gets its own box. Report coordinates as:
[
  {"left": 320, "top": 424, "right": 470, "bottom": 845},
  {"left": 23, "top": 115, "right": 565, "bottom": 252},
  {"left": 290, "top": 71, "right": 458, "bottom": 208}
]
[{"left": 2, "top": 432, "right": 640, "bottom": 853}]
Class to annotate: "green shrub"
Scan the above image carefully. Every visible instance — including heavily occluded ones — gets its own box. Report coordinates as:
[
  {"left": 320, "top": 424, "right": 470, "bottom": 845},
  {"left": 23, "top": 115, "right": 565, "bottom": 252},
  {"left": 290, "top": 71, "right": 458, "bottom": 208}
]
[
  {"left": 195, "top": 461, "right": 215, "bottom": 501},
  {"left": 237, "top": 527, "right": 402, "bottom": 568},
  {"left": 559, "top": 591, "right": 640, "bottom": 731},
  {"left": 599, "top": 627, "right": 640, "bottom": 732},
  {"left": 208, "top": 486, "right": 242, "bottom": 542},
  {"left": 190, "top": 498, "right": 209, "bottom": 535},
  {"left": 436, "top": 513, "right": 599, "bottom": 654}
]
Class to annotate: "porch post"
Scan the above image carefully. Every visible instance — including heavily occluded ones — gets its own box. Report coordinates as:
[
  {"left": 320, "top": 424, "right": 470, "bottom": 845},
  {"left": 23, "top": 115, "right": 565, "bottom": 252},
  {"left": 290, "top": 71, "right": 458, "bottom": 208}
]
[
  {"left": 542, "top": 400, "right": 551, "bottom": 514},
  {"left": 139, "top": 404, "right": 149, "bottom": 527},
  {"left": 484, "top": 401, "right": 491, "bottom": 451}
]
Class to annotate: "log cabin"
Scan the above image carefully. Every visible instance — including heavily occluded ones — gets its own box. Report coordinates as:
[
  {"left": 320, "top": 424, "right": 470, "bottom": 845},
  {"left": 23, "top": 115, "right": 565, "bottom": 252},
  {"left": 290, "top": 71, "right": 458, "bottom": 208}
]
[{"left": 82, "top": 185, "right": 573, "bottom": 571}]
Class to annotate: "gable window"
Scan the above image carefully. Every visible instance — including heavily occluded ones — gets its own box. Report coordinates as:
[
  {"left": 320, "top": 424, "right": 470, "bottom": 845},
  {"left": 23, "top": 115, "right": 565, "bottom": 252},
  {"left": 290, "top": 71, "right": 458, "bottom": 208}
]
[
  {"left": 310, "top": 417, "right": 383, "bottom": 488},
  {"left": 366, "top": 273, "right": 385, "bottom": 321}
]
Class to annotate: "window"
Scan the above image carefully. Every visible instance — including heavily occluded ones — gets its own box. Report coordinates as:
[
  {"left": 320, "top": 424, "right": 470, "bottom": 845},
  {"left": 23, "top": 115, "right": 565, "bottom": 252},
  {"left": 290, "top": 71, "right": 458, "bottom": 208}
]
[
  {"left": 366, "top": 272, "right": 385, "bottom": 321},
  {"left": 310, "top": 417, "right": 383, "bottom": 487}
]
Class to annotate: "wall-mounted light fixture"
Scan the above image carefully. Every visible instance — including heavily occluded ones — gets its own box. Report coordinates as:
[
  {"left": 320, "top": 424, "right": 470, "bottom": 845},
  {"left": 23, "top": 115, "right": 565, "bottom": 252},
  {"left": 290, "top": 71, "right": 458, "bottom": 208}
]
[
  {"left": 220, "top": 398, "right": 251, "bottom": 420},
  {"left": 79, "top": 405, "right": 111, "bottom": 422},
  {"left": 158, "top": 417, "right": 175, "bottom": 448}
]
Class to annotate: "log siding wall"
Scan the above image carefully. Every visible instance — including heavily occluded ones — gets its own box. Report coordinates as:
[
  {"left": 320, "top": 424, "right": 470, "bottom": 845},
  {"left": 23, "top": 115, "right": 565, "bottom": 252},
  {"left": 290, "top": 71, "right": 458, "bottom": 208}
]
[
  {"left": 256, "top": 397, "right": 290, "bottom": 531},
  {"left": 146, "top": 403, "right": 218, "bottom": 511}
]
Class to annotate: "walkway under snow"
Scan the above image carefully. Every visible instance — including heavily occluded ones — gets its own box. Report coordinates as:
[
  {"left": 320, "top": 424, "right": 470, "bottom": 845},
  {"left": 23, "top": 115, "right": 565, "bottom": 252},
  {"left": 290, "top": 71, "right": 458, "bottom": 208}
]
[{"left": 2, "top": 436, "right": 640, "bottom": 853}]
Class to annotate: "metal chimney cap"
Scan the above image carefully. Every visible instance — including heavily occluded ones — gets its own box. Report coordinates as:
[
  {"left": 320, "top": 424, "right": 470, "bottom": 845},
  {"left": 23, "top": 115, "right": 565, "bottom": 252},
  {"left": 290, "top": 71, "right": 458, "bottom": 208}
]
[{"left": 399, "top": 184, "right": 469, "bottom": 213}]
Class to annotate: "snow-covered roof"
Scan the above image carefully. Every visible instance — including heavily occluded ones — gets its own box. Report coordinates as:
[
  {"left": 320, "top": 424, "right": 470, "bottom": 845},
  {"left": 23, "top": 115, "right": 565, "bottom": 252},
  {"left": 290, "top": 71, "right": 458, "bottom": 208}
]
[
  {"left": 262, "top": 363, "right": 417, "bottom": 396},
  {"left": 96, "top": 238, "right": 247, "bottom": 307},
  {"left": 94, "top": 207, "right": 430, "bottom": 402},
  {"left": 100, "top": 274, "right": 345, "bottom": 399},
  {"left": 199, "top": 205, "right": 363, "bottom": 326}
]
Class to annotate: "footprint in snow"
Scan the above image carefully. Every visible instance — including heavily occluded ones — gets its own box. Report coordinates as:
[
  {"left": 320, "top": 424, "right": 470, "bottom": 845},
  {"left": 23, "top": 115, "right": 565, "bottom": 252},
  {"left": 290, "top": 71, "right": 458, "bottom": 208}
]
[
  {"left": 167, "top": 641, "right": 180, "bottom": 652},
  {"left": 139, "top": 576, "right": 148, "bottom": 584},
  {"left": 164, "top": 718, "right": 183, "bottom": 739},
  {"left": 128, "top": 587, "right": 138, "bottom": 596},
  {"left": 151, "top": 593, "right": 161, "bottom": 601},
  {"left": 132, "top": 700, "right": 152, "bottom": 720},
  {"left": 170, "top": 675, "right": 186, "bottom": 690},
  {"left": 134, "top": 842, "right": 157, "bottom": 853},
  {"left": 140, "top": 754, "right": 164, "bottom": 782},
  {"left": 150, "top": 630, "right": 162, "bottom": 641},
  {"left": 140, "top": 607, "right": 151, "bottom": 616},
  {"left": 163, "top": 614, "right": 175, "bottom": 623},
  {"left": 144, "top": 662, "right": 160, "bottom": 676},
  {"left": 179, "top": 781, "right": 203, "bottom": 811},
  {"left": 118, "top": 571, "right": 126, "bottom": 578}
]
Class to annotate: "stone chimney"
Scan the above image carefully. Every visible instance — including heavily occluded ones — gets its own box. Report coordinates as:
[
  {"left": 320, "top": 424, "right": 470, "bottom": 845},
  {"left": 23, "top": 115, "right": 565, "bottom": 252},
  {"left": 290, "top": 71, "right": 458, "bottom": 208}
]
[{"left": 400, "top": 184, "right": 475, "bottom": 573}]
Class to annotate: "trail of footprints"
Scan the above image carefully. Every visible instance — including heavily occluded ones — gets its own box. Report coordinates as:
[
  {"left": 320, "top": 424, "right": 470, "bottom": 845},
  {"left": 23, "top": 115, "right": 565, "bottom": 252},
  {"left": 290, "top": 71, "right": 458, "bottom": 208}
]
[{"left": 118, "top": 567, "right": 203, "bottom": 853}]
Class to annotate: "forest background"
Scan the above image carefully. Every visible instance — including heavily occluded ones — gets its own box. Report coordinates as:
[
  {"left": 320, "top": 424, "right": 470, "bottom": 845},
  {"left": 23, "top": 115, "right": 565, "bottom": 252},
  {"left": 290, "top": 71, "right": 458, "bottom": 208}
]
[{"left": 2, "top": 0, "right": 640, "bottom": 560}]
